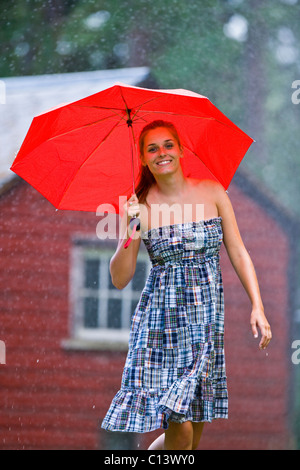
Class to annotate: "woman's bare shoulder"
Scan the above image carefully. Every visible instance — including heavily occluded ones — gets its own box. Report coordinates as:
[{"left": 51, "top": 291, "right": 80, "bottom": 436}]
[{"left": 190, "top": 178, "right": 225, "bottom": 194}]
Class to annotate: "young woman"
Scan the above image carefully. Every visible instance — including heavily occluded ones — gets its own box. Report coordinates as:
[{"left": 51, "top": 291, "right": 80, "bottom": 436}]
[{"left": 101, "top": 120, "right": 272, "bottom": 450}]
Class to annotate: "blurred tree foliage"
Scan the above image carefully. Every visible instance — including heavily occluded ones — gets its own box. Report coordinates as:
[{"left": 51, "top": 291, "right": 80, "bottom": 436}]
[{"left": 1, "top": 0, "right": 299, "bottom": 218}]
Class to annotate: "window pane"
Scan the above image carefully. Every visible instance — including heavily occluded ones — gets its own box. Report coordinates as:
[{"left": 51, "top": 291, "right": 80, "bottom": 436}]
[
  {"left": 107, "top": 267, "right": 114, "bottom": 290},
  {"left": 132, "top": 260, "right": 147, "bottom": 291},
  {"left": 84, "top": 297, "right": 99, "bottom": 328},
  {"left": 131, "top": 299, "right": 139, "bottom": 316},
  {"left": 107, "top": 299, "right": 122, "bottom": 329},
  {"left": 85, "top": 259, "right": 99, "bottom": 289},
  {"left": 102, "top": 429, "right": 136, "bottom": 450}
]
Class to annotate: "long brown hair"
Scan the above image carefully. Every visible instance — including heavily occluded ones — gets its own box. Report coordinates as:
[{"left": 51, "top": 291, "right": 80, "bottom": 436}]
[{"left": 135, "top": 120, "right": 182, "bottom": 205}]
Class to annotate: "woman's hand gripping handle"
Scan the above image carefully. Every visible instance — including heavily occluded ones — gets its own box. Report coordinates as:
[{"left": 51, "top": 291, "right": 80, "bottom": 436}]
[{"left": 124, "top": 194, "right": 141, "bottom": 249}]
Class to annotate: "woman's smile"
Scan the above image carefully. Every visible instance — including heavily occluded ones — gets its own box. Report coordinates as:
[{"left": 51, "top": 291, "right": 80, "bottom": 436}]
[{"left": 156, "top": 158, "right": 173, "bottom": 167}]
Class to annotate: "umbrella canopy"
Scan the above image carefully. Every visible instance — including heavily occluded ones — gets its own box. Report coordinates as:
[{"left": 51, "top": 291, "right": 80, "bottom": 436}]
[{"left": 10, "top": 82, "right": 254, "bottom": 212}]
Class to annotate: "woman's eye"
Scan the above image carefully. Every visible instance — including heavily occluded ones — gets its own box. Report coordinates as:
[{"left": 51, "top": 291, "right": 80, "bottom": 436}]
[{"left": 147, "top": 142, "right": 174, "bottom": 153}]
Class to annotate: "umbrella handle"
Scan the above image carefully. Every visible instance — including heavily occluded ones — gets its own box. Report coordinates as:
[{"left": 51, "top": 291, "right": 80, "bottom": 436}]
[
  {"left": 124, "top": 217, "right": 140, "bottom": 249},
  {"left": 129, "top": 215, "right": 140, "bottom": 231}
]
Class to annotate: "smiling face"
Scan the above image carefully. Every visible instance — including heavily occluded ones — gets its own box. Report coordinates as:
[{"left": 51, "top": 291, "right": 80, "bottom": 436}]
[{"left": 141, "top": 127, "right": 183, "bottom": 178}]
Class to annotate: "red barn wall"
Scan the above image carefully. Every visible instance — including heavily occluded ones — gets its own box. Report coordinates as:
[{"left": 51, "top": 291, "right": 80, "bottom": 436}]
[
  {"left": 0, "top": 178, "right": 295, "bottom": 450},
  {"left": 201, "top": 183, "right": 292, "bottom": 450}
]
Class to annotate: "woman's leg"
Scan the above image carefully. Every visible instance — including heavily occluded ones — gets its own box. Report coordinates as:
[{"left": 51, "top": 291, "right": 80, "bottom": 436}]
[
  {"left": 164, "top": 421, "right": 194, "bottom": 450},
  {"left": 147, "top": 433, "right": 165, "bottom": 450},
  {"left": 191, "top": 422, "right": 205, "bottom": 450},
  {"left": 147, "top": 421, "right": 205, "bottom": 450}
]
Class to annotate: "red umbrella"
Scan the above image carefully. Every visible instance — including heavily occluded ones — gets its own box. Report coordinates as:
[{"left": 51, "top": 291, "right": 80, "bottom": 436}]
[{"left": 10, "top": 82, "right": 253, "bottom": 213}]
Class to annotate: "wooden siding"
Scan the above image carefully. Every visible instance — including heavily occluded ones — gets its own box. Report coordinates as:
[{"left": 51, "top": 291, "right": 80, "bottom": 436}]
[{"left": 0, "top": 179, "right": 295, "bottom": 450}]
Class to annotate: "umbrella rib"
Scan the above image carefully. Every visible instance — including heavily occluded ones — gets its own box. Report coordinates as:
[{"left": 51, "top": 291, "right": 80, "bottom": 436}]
[
  {"left": 117, "top": 87, "right": 168, "bottom": 120},
  {"left": 118, "top": 87, "right": 141, "bottom": 195},
  {"left": 71, "top": 105, "right": 241, "bottom": 135},
  {"left": 57, "top": 120, "right": 122, "bottom": 209},
  {"left": 73, "top": 104, "right": 127, "bottom": 113},
  {"left": 139, "top": 109, "right": 216, "bottom": 121},
  {"left": 138, "top": 109, "right": 251, "bottom": 136},
  {"left": 72, "top": 104, "right": 239, "bottom": 135},
  {"left": 47, "top": 112, "right": 124, "bottom": 142}
]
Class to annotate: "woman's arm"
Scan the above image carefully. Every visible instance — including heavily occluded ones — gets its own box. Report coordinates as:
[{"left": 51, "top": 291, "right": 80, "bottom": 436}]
[
  {"left": 215, "top": 184, "right": 272, "bottom": 350},
  {"left": 110, "top": 194, "right": 141, "bottom": 289}
]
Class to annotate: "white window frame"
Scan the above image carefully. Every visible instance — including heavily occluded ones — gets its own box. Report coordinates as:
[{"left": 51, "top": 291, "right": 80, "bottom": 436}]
[{"left": 63, "top": 238, "right": 151, "bottom": 351}]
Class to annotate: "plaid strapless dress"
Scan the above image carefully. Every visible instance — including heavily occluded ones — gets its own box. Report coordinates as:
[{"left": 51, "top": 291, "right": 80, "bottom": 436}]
[{"left": 101, "top": 217, "right": 228, "bottom": 433}]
